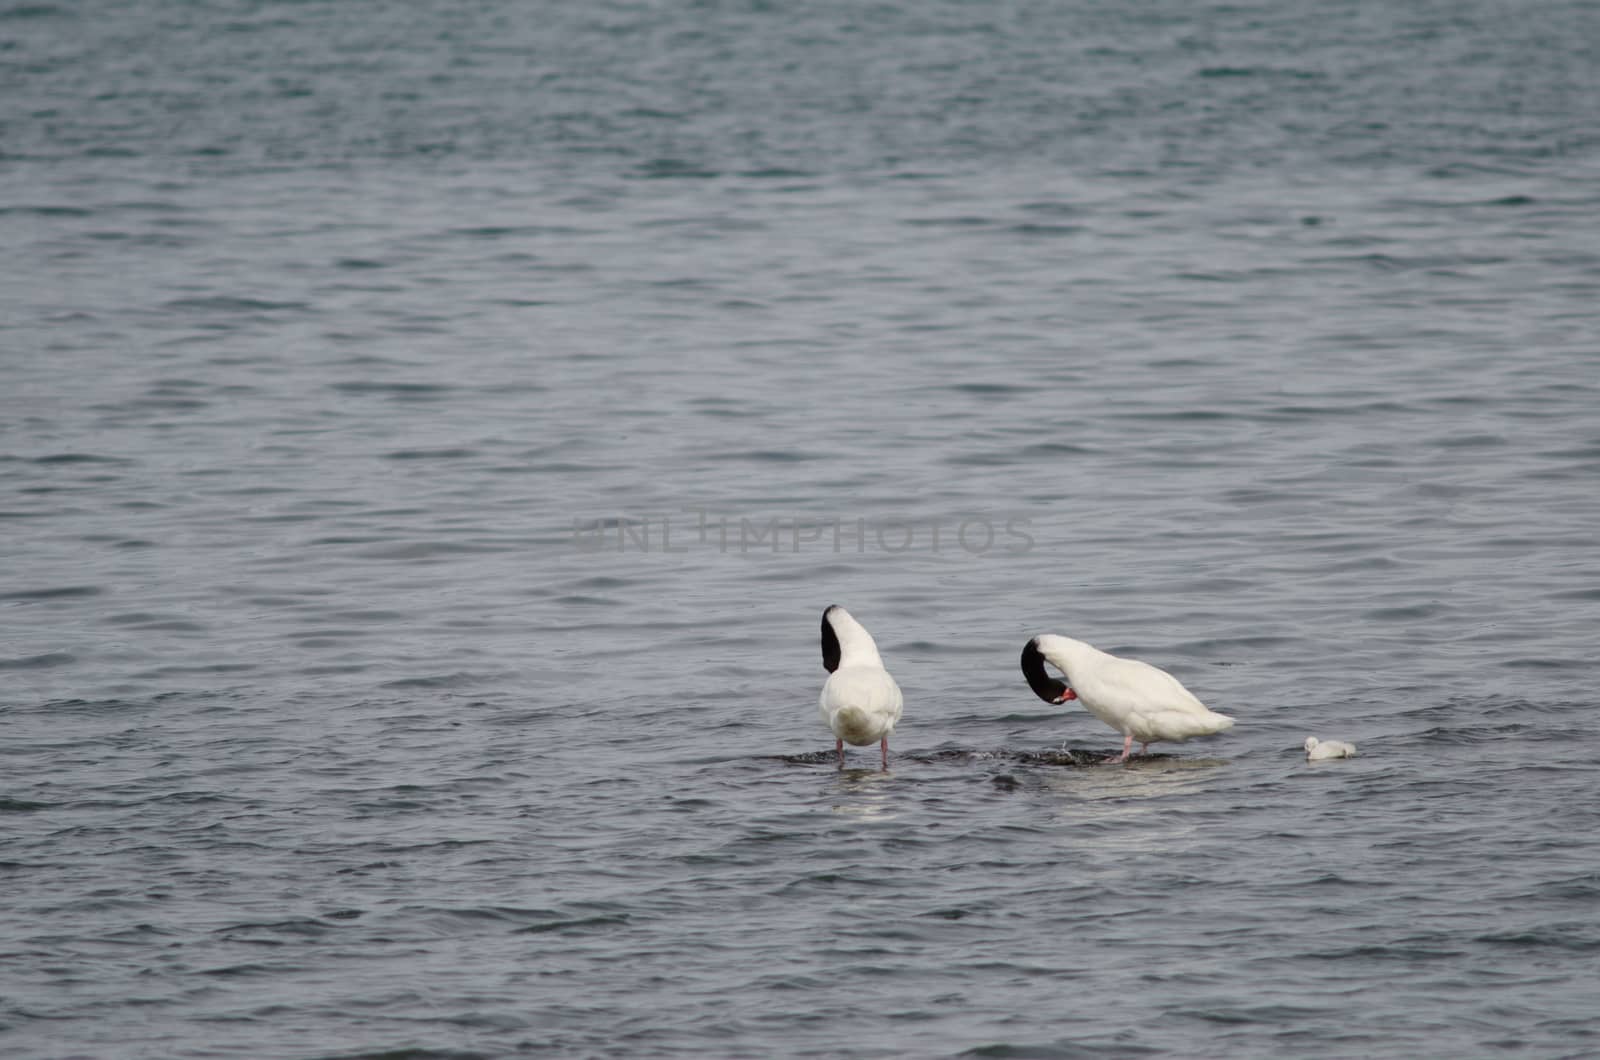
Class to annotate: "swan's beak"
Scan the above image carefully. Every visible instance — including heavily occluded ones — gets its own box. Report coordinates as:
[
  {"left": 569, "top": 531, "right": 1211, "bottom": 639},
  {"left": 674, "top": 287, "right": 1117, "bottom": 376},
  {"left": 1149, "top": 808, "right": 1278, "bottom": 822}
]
[{"left": 1055, "top": 688, "right": 1077, "bottom": 704}]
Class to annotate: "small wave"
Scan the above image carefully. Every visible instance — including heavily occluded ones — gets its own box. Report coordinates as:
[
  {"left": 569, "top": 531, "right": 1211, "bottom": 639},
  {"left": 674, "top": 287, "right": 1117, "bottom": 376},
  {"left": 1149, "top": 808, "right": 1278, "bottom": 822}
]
[
  {"left": 1196, "top": 65, "right": 1323, "bottom": 80},
  {"left": 1477, "top": 929, "right": 1600, "bottom": 953},
  {"left": 0, "top": 651, "right": 76, "bottom": 670},
  {"left": 32, "top": 453, "right": 130, "bottom": 465},
  {"left": 380, "top": 672, "right": 493, "bottom": 689},
  {"left": 705, "top": 449, "right": 822, "bottom": 463},
  {"left": 355, "top": 541, "right": 511, "bottom": 560},
  {"left": 304, "top": 1047, "right": 496, "bottom": 1060},
  {"left": 0, "top": 201, "right": 86, "bottom": 214},
  {"left": 631, "top": 158, "right": 719, "bottom": 179},
  {"left": 329, "top": 381, "right": 457, "bottom": 399},
  {"left": 132, "top": 662, "right": 256, "bottom": 677},
  {"left": 513, "top": 914, "right": 631, "bottom": 935},
  {"left": 102, "top": 612, "right": 205, "bottom": 632},
  {"left": 1405, "top": 722, "right": 1568, "bottom": 746},
  {"left": 163, "top": 295, "right": 311, "bottom": 313},
  {"left": 1020, "top": 442, "right": 1098, "bottom": 458},
  {"left": 2, "top": 584, "right": 104, "bottom": 600},
  {"left": 961, "top": 1043, "right": 1127, "bottom": 1058},
  {"left": 198, "top": 962, "right": 304, "bottom": 978},
  {"left": 739, "top": 167, "right": 815, "bottom": 179},
  {"left": 1363, "top": 603, "right": 1445, "bottom": 622},
  {"left": 212, "top": 917, "right": 335, "bottom": 941},
  {"left": 947, "top": 382, "right": 1029, "bottom": 396},
  {"left": 1548, "top": 587, "right": 1600, "bottom": 602},
  {"left": 383, "top": 448, "right": 481, "bottom": 460}
]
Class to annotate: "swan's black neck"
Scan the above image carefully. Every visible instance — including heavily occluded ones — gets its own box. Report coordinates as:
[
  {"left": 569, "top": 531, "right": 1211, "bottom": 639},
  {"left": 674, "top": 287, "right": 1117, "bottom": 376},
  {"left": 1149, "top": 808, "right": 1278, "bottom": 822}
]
[
  {"left": 821, "top": 607, "right": 842, "bottom": 673},
  {"left": 1021, "top": 638, "right": 1069, "bottom": 703}
]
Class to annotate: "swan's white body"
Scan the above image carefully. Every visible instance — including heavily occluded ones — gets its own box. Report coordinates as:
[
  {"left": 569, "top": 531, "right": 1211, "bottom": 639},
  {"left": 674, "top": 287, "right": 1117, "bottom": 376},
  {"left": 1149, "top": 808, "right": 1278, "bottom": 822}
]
[
  {"left": 1304, "top": 736, "right": 1356, "bottom": 761},
  {"left": 819, "top": 606, "right": 903, "bottom": 768},
  {"left": 1023, "top": 634, "right": 1234, "bottom": 762}
]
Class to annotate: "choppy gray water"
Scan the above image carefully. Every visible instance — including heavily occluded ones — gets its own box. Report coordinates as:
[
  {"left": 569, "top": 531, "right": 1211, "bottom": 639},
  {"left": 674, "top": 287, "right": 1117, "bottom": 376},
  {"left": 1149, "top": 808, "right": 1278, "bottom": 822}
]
[{"left": 4, "top": 1, "right": 1600, "bottom": 1057}]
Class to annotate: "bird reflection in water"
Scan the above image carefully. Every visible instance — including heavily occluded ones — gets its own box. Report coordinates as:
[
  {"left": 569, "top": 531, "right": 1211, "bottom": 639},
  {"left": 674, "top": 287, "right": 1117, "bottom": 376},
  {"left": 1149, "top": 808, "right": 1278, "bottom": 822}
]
[{"left": 829, "top": 766, "right": 900, "bottom": 821}]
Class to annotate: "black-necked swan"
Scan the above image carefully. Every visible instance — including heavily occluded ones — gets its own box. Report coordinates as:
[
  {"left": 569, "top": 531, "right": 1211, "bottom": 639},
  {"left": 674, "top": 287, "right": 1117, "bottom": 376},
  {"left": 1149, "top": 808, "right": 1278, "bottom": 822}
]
[
  {"left": 1020, "top": 634, "right": 1234, "bottom": 762},
  {"left": 819, "top": 605, "right": 903, "bottom": 768},
  {"left": 1304, "top": 736, "right": 1356, "bottom": 760}
]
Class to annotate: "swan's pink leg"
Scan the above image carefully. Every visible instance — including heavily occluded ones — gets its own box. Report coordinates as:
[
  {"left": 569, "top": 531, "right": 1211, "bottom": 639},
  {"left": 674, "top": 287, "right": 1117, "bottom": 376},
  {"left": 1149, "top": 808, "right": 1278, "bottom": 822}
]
[
  {"left": 1106, "top": 733, "right": 1133, "bottom": 763},
  {"left": 880, "top": 737, "right": 889, "bottom": 770},
  {"left": 836, "top": 738, "right": 844, "bottom": 765}
]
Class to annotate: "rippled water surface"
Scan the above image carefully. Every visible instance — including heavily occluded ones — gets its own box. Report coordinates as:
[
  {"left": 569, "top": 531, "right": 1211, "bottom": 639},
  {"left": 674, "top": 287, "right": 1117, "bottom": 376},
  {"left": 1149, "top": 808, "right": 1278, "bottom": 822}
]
[{"left": 4, "top": 1, "right": 1600, "bottom": 1057}]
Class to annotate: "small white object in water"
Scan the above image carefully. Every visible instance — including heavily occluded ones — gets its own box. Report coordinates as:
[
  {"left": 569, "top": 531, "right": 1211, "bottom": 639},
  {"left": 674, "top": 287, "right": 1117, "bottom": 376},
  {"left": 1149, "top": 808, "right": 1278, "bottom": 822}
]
[{"left": 1304, "top": 736, "right": 1356, "bottom": 761}]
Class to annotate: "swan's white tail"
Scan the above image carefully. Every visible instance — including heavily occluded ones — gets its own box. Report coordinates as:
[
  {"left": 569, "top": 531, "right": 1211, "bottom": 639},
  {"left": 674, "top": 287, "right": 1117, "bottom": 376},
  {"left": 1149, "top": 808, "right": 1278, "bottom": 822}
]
[{"left": 832, "top": 705, "right": 877, "bottom": 746}]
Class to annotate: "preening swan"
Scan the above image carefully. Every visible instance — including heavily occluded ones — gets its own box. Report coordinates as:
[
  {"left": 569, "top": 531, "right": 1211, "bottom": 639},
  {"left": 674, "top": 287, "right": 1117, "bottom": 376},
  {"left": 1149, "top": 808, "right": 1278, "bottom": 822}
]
[
  {"left": 1304, "top": 736, "right": 1356, "bottom": 761},
  {"left": 819, "top": 606, "right": 903, "bottom": 768},
  {"left": 1021, "top": 634, "right": 1234, "bottom": 762}
]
